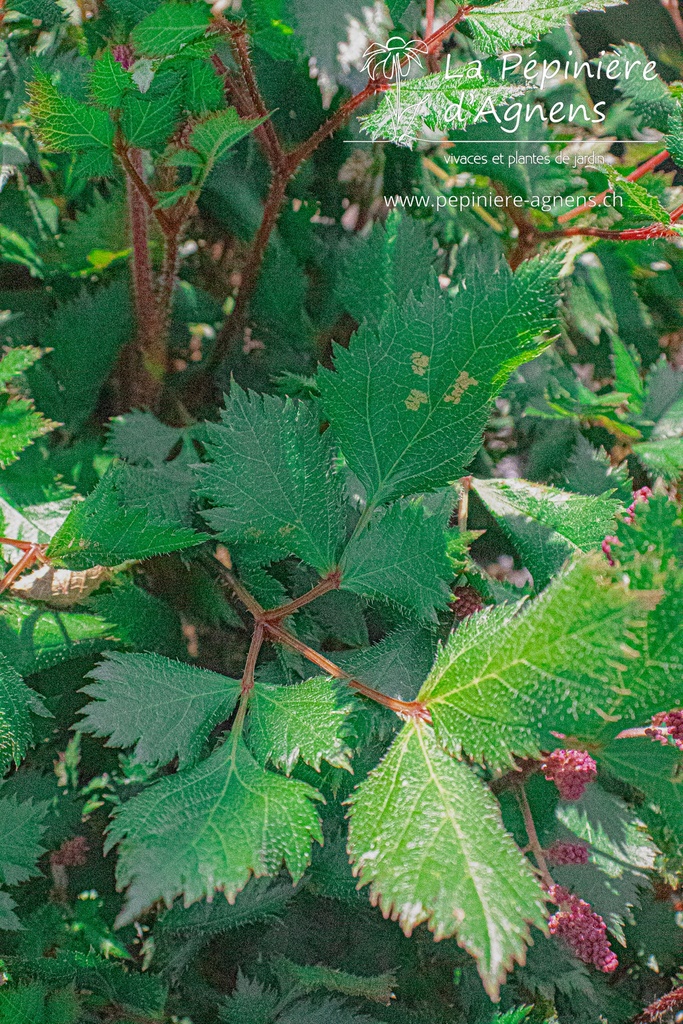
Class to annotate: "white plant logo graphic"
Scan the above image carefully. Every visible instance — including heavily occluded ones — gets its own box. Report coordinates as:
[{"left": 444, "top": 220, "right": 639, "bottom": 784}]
[{"left": 361, "top": 36, "right": 428, "bottom": 137}]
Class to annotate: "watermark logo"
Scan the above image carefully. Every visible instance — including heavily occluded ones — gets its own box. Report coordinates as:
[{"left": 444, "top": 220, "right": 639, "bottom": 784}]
[{"left": 361, "top": 36, "right": 428, "bottom": 139}]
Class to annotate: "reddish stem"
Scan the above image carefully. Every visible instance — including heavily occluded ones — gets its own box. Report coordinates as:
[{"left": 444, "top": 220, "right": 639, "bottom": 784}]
[
  {"left": 426, "top": 0, "right": 435, "bottom": 35},
  {"left": 265, "top": 621, "right": 432, "bottom": 720},
  {"left": 558, "top": 149, "right": 671, "bottom": 224},
  {"left": 261, "top": 571, "right": 341, "bottom": 621}
]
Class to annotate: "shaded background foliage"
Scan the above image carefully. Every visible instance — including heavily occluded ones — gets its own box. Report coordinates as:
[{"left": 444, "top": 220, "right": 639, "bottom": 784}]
[{"left": 2, "top": 0, "right": 683, "bottom": 1022}]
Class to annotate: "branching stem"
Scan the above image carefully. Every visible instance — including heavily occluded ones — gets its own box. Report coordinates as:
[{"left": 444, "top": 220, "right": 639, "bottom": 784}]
[
  {"left": 219, "top": 565, "right": 430, "bottom": 720},
  {"left": 261, "top": 570, "right": 342, "bottom": 621},
  {"left": 207, "top": 5, "right": 473, "bottom": 370}
]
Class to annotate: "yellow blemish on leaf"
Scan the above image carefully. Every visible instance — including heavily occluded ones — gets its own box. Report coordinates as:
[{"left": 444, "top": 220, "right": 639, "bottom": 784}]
[
  {"left": 444, "top": 371, "right": 479, "bottom": 404},
  {"left": 405, "top": 389, "right": 428, "bottom": 412},
  {"left": 411, "top": 351, "right": 430, "bottom": 376}
]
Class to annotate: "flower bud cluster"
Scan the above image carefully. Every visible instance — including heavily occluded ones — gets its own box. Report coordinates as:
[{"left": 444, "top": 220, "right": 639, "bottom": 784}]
[
  {"left": 542, "top": 749, "right": 597, "bottom": 801},
  {"left": 645, "top": 709, "right": 683, "bottom": 750},
  {"left": 546, "top": 840, "right": 589, "bottom": 865},
  {"left": 547, "top": 885, "right": 618, "bottom": 972}
]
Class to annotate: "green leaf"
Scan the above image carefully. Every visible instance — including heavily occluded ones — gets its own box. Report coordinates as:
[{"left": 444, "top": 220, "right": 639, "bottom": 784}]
[
  {"left": 603, "top": 167, "right": 670, "bottom": 225},
  {"left": 340, "top": 501, "right": 452, "bottom": 622},
  {"left": 29, "top": 282, "right": 133, "bottom": 431},
  {"left": 0, "top": 892, "right": 21, "bottom": 932},
  {"left": 131, "top": 1, "right": 211, "bottom": 57},
  {"left": 47, "top": 463, "right": 208, "bottom": 569},
  {"left": 198, "top": 388, "right": 346, "bottom": 574},
  {"left": 184, "top": 108, "right": 267, "bottom": 172},
  {"left": 347, "top": 721, "right": 545, "bottom": 999},
  {"left": 28, "top": 72, "right": 115, "bottom": 153},
  {"left": 7, "top": 0, "right": 66, "bottom": 25},
  {"left": 157, "top": 875, "right": 298, "bottom": 938},
  {"left": 319, "top": 247, "right": 559, "bottom": 507},
  {"left": 90, "top": 50, "right": 133, "bottom": 109},
  {"left": 361, "top": 71, "right": 527, "bottom": 146},
  {"left": 611, "top": 335, "right": 644, "bottom": 410},
  {"left": 633, "top": 438, "right": 683, "bottom": 481},
  {"left": 418, "top": 556, "right": 643, "bottom": 768},
  {"left": 465, "top": 0, "right": 625, "bottom": 55},
  {"left": 606, "top": 44, "right": 676, "bottom": 132},
  {"left": 0, "top": 347, "right": 43, "bottom": 386},
  {"left": 272, "top": 959, "right": 395, "bottom": 1004},
  {"left": 8, "top": 952, "right": 167, "bottom": 1017},
  {"left": 87, "top": 579, "right": 185, "bottom": 659},
  {"left": 335, "top": 212, "right": 436, "bottom": 330},
  {"left": 552, "top": 785, "right": 656, "bottom": 942},
  {"left": 471, "top": 478, "right": 621, "bottom": 590},
  {"left": 183, "top": 57, "right": 224, "bottom": 114},
  {"left": 0, "top": 794, "right": 48, "bottom": 884},
  {"left": 0, "top": 393, "right": 54, "bottom": 469},
  {"left": 105, "top": 410, "right": 186, "bottom": 465},
  {"left": 0, "top": 982, "right": 80, "bottom": 1024},
  {"left": 109, "top": 732, "right": 323, "bottom": 926},
  {"left": 0, "top": 654, "right": 46, "bottom": 774},
  {"left": 0, "top": 598, "right": 115, "bottom": 675},
  {"left": 247, "top": 676, "right": 355, "bottom": 774},
  {"left": 120, "top": 82, "right": 183, "bottom": 150},
  {"left": 80, "top": 653, "right": 240, "bottom": 768},
  {"left": 599, "top": 738, "right": 683, "bottom": 837},
  {"left": 665, "top": 101, "right": 683, "bottom": 166},
  {"left": 335, "top": 625, "right": 437, "bottom": 703}
]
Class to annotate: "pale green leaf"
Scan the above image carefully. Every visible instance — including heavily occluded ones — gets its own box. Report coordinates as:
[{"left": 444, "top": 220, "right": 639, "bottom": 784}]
[
  {"left": 599, "top": 738, "right": 683, "bottom": 838},
  {"left": 465, "top": 0, "right": 625, "bottom": 55},
  {"left": 131, "top": 2, "right": 211, "bottom": 57},
  {"left": 361, "top": 71, "right": 527, "bottom": 146},
  {"left": 319, "top": 247, "right": 560, "bottom": 506},
  {"left": 198, "top": 387, "right": 346, "bottom": 574},
  {"left": 633, "top": 438, "right": 683, "bottom": 480},
  {"left": 335, "top": 625, "right": 438, "bottom": 703},
  {"left": 109, "top": 733, "right": 323, "bottom": 925},
  {"left": 604, "top": 168, "right": 670, "bottom": 225},
  {"left": 273, "top": 959, "right": 395, "bottom": 1004},
  {"left": 347, "top": 721, "right": 545, "bottom": 999},
  {"left": 471, "top": 477, "right": 621, "bottom": 589},
  {"left": 418, "top": 556, "right": 643, "bottom": 768},
  {"left": 248, "top": 676, "right": 355, "bottom": 774},
  {"left": 0, "top": 598, "right": 115, "bottom": 676},
  {"left": 80, "top": 653, "right": 240, "bottom": 768},
  {"left": 340, "top": 501, "right": 452, "bottom": 622}
]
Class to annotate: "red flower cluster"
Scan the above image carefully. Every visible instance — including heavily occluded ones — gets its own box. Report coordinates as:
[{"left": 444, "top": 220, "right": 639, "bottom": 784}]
[
  {"left": 542, "top": 749, "right": 597, "bottom": 801},
  {"left": 645, "top": 709, "right": 683, "bottom": 751},
  {"left": 546, "top": 840, "right": 589, "bottom": 866},
  {"left": 547, "top": 885, "right": 618, "bottom": 972},
  {"left": 625, "top": 486, "right": 653, "bottom": 524}
]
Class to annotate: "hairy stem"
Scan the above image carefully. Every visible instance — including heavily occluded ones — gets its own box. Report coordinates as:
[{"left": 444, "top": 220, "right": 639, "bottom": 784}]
[
  {"left": 206, "top": 4, "right": 473, "bottom": 373},
  {"left": 517, "top": 784, "right": 553, "bottom": 888},
  {"left": 220, "top": 19, "right": 286, "bottom": 173},
  {"left": 261, "top": 570, "right": 342, "bottom": 621}
]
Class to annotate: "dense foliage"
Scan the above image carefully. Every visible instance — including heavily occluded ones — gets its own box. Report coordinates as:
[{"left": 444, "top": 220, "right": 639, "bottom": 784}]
[{"left": 2, "top": 0, "right": 683, "bottom": 1021}]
